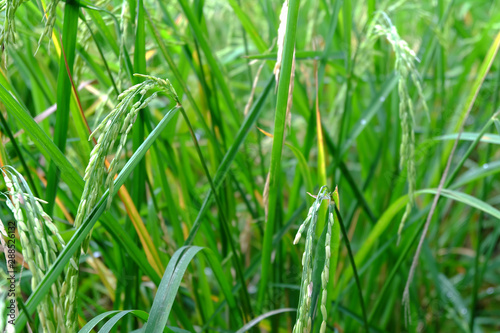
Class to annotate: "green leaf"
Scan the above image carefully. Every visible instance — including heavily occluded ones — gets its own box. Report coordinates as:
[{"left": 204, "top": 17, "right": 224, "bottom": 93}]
[
  {"left": 435, "top": 132, "right": 500, "bottom": 145},
  {"left": 143, "top": 246, "right": 202, "bottom": 332},
  {"left": 79, "top": 310, "right": 121, "bottom": 333},
  {"left": 226, "top": 0, "right": 268, "bottom": 52},
  {"left": 98, "top": 310, "right": 149, "bottom": 333}
]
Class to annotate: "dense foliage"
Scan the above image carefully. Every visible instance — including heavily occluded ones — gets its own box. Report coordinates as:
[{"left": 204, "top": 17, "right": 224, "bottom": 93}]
[{"left": 0, "top": 0, "right": 499, "bottom": 332}]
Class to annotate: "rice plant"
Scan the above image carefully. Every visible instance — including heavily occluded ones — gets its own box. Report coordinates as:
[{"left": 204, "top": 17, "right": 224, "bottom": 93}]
[
  {"left": 359, "top": 12, "right": 428, "bottom": 243},
  {"left": 0, "top": 0, "right": 499, "bottom": 332},
  {"left": 65, "top": 74, "right": 178, "bottom": 331}
]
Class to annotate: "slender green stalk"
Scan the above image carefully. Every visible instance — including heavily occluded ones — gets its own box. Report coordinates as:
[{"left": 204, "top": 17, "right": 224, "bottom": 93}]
[{"left": 258, "top": 0, "right": 301, "bottom": 309}]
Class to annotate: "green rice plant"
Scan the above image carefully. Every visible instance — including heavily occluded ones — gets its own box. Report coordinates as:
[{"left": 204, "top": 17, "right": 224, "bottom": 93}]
[
  {"left": 79, "top": 74, "right": 178, "bottom": 227},
  {"left": 1, "top": 166, "right": 65, "bottom": 332},
  {"left": 63, "top": 74, "right": 178, "bottom": 331},
  {"left": 361, "top": 13, "right": 428, "bottom": 243}
]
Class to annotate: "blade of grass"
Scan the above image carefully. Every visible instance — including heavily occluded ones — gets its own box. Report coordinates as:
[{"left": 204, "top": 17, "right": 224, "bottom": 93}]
[
  {"left": 314, "top": 59, "right": 327, "bottom": 234},
  {"left": 143, "top": 246, "right": 240, "bottom": 332},
  {"left": 98, "top": 310, "right": 149, "bottom": 333},
  {"left": 335, "top": 187, "right": 500, "bottom": 299},
  {"left": 226, "top": 0, "right": 268, "bottom": 53},
  {"left": 470, "top": 63, "right": 500, "bottom": 330},
  {"left": 79, "top": 13, "right": 119, "bottom": 95},
  {"left": 323, "top": 126, "right": 378, "bottom": 224},
  {"left": 0, "top": 82, "right": 83, "bottom": 192},
  {"left": 79, "top": 310, "right": 148, "bottom": 333},
  {"left": 131, "top": 0, "right": 147, "bottom": 209},
  {"left": 144, "top": 8, "right": 217, "bottom": 149},
  {"left": 179, "top": 103, "right": 254, "bottom": 320},
  {"left": 124, "top": 2, "right": 148, "bottom": 327}
]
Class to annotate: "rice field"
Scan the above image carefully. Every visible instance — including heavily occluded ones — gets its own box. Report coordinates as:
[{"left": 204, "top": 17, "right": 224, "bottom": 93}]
[{"left": 0, "top": 0, "right": 499, "bottom": 332}]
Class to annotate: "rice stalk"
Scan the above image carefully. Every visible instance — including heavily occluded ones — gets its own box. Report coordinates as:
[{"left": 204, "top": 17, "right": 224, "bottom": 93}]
[
  {"left": 63, "top": 74, "right": 178, "bottom": 331},
  {"left": 1, "top": 166, "right": 65, "bottom": 333}
]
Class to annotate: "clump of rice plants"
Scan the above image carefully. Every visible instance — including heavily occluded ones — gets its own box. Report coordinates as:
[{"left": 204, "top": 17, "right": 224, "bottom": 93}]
[
  {"left": 0, "top": 0, "right": 60, "bottom": 54},
  {"left": 0, "top": 1, "right": 499, "bottom": 332}
]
